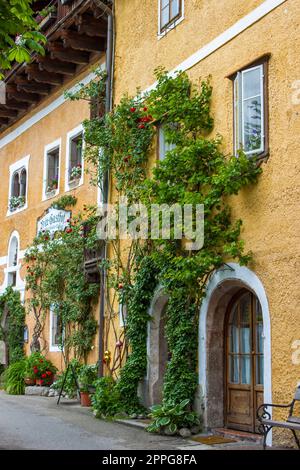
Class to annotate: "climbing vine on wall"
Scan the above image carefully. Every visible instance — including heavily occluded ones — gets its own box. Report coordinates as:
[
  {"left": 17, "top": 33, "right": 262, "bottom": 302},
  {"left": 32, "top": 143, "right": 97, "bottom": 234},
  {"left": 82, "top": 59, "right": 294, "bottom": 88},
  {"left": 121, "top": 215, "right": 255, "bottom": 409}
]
[
  {"left": 24, "top": 201, "right": 100, "bottom": 362},
  {"left": 0, "top": 287, "right": 25, "bottom": 364},
  {"left": 67, "top": 68, "right": 262, "bottom": 418}
]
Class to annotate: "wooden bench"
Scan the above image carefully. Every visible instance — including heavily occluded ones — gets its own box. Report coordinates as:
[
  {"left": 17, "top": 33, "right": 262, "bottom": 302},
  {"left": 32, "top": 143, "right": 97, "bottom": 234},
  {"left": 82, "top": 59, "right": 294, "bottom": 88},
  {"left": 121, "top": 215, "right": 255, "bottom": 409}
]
[{"left": 257, "top": 385, "right": 300, "bottom": 449}]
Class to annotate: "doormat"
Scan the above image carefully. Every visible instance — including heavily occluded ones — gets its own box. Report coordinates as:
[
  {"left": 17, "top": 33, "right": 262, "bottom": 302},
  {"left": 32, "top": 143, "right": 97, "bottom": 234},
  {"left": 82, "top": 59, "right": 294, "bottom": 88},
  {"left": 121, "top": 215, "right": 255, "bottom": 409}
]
[{"left": 191, "top": 435, "right": 236, "bottom": 445}]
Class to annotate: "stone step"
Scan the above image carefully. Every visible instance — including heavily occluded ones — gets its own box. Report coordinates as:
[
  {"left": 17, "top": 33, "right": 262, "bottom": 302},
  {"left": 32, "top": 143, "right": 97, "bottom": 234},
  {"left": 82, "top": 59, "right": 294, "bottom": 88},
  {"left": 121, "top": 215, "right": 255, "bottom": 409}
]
[{"left": 212, "top": 427, "right": 263, "bottom": 443}]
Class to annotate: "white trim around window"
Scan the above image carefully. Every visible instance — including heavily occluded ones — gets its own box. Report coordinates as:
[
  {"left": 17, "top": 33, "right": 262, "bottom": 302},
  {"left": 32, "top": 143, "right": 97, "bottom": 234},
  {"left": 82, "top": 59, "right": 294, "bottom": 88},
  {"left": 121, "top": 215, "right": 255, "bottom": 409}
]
[
  {"left": 158, "top": 0, "right": 184, "bottom": 39},
  {"left": 49, "top": 307, "right": 63, "bottom": 353},
  {"left": 65, "top": 124, "right": 85, "bottom": 192},
  {"left": 42, "top": 138, "right": 61, "bottom": 201},
  {"left": 7, "top": 155, "right": 30, "bottom": 217},
  {"left": 234, "top": 63, "right": 265, "bottom": 157}
]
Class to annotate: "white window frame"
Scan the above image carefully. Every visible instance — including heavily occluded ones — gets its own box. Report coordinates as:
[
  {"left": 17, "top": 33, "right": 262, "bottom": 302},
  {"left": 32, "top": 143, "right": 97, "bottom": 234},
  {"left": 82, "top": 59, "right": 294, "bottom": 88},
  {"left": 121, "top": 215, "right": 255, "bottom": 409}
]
[
  {"left": 65, "top": 124, "right": 85, "bottom": 192},
  {"left": 43, "top": 138, "right": 61, "bottom": 201},
  {"left": 7, "top": 155, "right": 30, "bottom": 217},
  {"left": 158, "top": 0, "right": 184, "bottom": 39},
  {"left": 158, "top": 125, "right": 176, "bottom": 160},
  {"left": 234, "top": 64, "right": 265, "bottom": 157},
  {"left": 119, "top": 301, "right": 127, "bottom": 328},
  {"left": 49, "top": 306, "right": 63, "bottom": 353}
]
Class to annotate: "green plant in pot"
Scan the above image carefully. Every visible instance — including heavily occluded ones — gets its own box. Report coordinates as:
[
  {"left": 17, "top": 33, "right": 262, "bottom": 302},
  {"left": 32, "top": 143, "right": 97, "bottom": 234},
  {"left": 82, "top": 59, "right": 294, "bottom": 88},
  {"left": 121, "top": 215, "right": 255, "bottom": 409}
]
[
  {"left": 27, "top": 352, "right": 57, "bottom": 386},
  {"left": 78, "top": 364, "right": 98, "bottom": 406}
]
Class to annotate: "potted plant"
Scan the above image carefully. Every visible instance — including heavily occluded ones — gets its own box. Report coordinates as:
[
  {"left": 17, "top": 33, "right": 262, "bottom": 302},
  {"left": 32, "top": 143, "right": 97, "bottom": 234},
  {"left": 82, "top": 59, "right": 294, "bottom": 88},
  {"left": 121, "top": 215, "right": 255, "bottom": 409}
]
[
  {"left": 46, "top": 178, "right": 58, "bottom": 194},
  {"left": 9, "top": 195, "right": 25, "bottom": 212},
  {"left": 78, "top": 364, "right": 98, "bottom": 407},
  {"left": 69, "top": 164, "right": 82, "bottom": 182},
  {"left": 27, "top": 352, "right": 57, "bottom": 387}
]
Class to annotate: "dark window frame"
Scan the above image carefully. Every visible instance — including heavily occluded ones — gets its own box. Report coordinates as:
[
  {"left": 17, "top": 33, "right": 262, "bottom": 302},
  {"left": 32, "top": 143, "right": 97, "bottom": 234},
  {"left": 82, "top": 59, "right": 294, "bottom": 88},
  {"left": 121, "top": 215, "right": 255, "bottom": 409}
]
[
  {"left": 160, "top": 0, "right": 182, "bottom": 33},
  {"left": 228, "top": 55, "right": 270, "bottom": 162}
]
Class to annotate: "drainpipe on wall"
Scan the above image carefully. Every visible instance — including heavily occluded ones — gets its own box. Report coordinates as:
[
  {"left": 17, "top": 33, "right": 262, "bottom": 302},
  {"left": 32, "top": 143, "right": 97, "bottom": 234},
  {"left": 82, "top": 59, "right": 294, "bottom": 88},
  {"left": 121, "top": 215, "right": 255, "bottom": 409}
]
[{"left": 94, "top": 0, "right": 114, "bottom": 376}]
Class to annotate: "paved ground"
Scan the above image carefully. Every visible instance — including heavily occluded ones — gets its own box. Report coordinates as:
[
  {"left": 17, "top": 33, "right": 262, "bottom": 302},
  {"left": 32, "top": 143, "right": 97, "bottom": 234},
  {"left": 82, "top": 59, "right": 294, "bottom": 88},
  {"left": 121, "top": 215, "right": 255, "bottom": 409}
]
[{"left": 0, "top": 391, "right": 273, "bottom": 451}]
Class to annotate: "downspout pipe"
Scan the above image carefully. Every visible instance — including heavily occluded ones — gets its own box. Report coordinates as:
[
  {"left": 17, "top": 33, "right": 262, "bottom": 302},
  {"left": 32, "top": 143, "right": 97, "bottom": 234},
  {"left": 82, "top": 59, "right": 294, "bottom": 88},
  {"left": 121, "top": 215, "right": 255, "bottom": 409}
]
[{"left": 98, "top": 3, "right": 114, "bottom": 376}]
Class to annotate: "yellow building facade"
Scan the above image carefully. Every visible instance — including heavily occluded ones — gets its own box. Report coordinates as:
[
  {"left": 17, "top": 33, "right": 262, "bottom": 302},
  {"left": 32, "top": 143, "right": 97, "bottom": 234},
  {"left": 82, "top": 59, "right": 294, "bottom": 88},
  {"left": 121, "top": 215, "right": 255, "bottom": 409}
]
[{"left": 0, "top": 0, "right": 299, "bottom": 448}]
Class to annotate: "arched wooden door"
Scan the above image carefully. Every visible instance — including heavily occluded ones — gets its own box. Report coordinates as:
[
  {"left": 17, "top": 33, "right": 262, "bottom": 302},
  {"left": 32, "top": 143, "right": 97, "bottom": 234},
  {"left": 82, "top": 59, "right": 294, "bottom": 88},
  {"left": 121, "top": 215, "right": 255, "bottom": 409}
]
[{"left": 225, "top": 290, "right": 264, "bottom": 433}]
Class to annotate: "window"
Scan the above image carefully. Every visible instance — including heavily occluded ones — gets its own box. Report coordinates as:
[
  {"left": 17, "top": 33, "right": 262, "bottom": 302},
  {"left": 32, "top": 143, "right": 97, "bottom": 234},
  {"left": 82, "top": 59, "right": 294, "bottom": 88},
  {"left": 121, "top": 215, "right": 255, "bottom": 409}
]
[
  {"left": 7, "top": 234, "right": 19, "bottom": 287},
  {"left": 7, "top": 155, "right": 30, "bottom": 215},
  {"left": 160, "top": 0, "right": 182, "bottom": 31},
  {"left": 43, "top": 139, "right": 61, "bottom": 199},
  {"left": 65, "top": 125, "right": 84, "bottom": 191},
  {"left": 49, "top": 307, "right": 63, "bottom": 352},
  {"left": 119, "top": 301, "right": 127, "bottom": 328},
  {"left": 233, "top": 60, "right": 268, "bottom": 158},
  {"left": 158, "top": 125, "right": 177, "bottom": 160}
]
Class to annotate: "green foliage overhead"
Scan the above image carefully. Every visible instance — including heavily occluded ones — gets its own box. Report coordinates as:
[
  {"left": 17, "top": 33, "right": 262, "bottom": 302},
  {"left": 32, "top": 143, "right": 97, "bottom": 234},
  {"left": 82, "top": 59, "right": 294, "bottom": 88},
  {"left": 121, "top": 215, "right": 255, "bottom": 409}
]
[
  {"left": 0, "top": 287, "right": 25, "bottom": 364},
  {"left": 0, "top": 1, "right": 46, "bottom": 76}
]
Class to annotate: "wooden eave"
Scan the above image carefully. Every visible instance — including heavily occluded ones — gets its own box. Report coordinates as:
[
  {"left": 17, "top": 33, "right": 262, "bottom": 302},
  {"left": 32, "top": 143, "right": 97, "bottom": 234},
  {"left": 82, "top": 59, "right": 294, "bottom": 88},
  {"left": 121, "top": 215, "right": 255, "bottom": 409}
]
[{"left": 0, "top": 0, "right": 108, "bottom": 132}]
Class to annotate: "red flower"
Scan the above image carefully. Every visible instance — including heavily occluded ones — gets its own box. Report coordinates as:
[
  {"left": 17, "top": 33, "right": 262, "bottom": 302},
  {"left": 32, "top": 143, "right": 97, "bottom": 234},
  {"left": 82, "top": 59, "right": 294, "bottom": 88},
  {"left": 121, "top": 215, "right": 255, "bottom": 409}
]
[
  {"left": 66, "top": 228, "right": 72, "bottom": 234},
  {"left": 39, "top": 359, "right": 43, "bottom": 363},
  {"left": 118, "top": 283, "right": 123, "bottom": 289},
  {"left": 46, "top": 371, "right": 52, "bottom": 376},
  {"left": 138, "top": 124, "right": 145, "bottom": 129},
  {"left": 41, "top": 373, "right": 47, "bottom": 379},
  {"left": 143, "top": 106, "right": 148, "bottom": 111},
  {"left": 130, "top": 107, "right": 136, "bottom": 113}
]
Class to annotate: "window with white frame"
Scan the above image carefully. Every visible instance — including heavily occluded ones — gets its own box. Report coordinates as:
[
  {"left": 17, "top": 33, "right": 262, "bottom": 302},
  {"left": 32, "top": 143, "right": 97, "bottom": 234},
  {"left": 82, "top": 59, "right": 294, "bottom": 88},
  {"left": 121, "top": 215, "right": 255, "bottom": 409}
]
[
  {"left": 44, "top": 141, "right": 60, "bottom": 197},
  {"left": 233, "top": 61, "right": 268, "bottom": 157},
  {"left": 66, "top": 125, "right": 84, "bottom": 190},
  {"left": 119, "top": 301, "right": 127, "bottom": 328},
  {"left": 7, "top": 155, "right": 30, "bottom": 215},
  {"left": 158, "top": 125, "right": 177, "bottom": 160},
  {"left": 7, "top": 235, "right": 19, "bottom": 287},
  {"left": 49, "top": 306, "right": 63, "bottom": 352},
  {"left": 159, "top": 0, "right": 183, "bottom": 34}
]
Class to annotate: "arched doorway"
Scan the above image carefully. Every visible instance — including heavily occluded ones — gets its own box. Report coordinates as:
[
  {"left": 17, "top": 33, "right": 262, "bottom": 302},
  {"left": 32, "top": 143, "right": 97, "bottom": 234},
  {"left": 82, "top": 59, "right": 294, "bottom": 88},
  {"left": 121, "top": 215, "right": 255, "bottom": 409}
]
[
  {"left": 140, "top": 290, "right": 169, "bottom": 407},
  {"left": 198, "top": 263, "right": 272, "bottom": 443},
  {"left": 225, "top": 289, "right": 264, "bottom": 432}
]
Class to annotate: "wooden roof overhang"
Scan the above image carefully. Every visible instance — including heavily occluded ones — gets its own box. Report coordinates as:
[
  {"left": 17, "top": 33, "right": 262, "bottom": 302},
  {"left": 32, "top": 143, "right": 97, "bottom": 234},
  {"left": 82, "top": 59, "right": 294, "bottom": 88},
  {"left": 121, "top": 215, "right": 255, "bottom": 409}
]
[{"left": 0, "top": 0, "right": 109, "bottom": 132}]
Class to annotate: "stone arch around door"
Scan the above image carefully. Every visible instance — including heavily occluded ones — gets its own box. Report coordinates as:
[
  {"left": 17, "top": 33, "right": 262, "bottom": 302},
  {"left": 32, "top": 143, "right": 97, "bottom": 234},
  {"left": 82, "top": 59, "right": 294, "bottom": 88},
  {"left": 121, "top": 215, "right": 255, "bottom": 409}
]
[
  {"left": 198, "top": 263, "right": 272, "bottom": 445},
  {"left": 139, "top": 287, "right": 169, "bottom": 408}
]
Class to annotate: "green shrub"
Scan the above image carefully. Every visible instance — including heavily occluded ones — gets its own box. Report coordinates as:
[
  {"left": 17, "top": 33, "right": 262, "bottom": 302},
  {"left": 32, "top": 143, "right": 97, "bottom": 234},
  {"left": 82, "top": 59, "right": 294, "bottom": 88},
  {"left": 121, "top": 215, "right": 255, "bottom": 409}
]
[
  {"left": 78, "top": 364, "right": 98, "bottom": 392},
  {"left": 3, "top": 360, "right": 26, "bottom": 395},
  {"left": 92, "top": 377, "right": 121, "bottom": 418},
  {"left": 146, "top": 399, "right": 201, "bottom": 435}
]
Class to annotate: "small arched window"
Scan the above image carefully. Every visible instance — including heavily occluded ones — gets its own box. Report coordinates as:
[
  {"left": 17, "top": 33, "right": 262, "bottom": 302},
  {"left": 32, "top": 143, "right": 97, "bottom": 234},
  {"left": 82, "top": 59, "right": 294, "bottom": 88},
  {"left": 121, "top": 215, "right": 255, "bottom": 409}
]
[
  {"left": 9, "top": 167, "right": 26, "bottom": 212},
  {"left": 7, "top": 235, "right": 19, "bottom": 287},
  {"left": 20, "top": 169, "right": 27, "bottom": 197},
  {"left": 12, "top": 172, "right": 20, "bottom": 197}
]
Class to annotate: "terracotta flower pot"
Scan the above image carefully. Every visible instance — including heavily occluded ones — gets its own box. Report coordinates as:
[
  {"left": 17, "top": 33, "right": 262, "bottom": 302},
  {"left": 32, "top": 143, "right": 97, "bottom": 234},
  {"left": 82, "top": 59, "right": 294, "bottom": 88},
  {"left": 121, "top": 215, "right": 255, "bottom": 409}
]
[
  {"left": 24, "top": 377, "right": 36, "bottom": 386},
  {"left": 80, "top": 391, "right": 91, "bottom": 407}
]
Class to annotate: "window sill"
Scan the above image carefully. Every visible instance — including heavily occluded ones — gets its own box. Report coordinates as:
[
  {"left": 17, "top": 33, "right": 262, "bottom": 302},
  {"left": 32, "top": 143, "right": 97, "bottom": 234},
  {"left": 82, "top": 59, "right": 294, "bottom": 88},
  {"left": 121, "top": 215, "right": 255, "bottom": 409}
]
[
  {"left": 65, "top": 177, "right": 84, "bottom": 193},
  {"left": 6, "top": 204, "right": 28, "bottom": 217},
  {"left": 49, "top": 346, "right": 63, "bottom": 353},
  {"left": 158, "top": 14, "right": 184, "bottom": 40},
  {"left": 43, "top": 188, "right": 59, "bottom": 201}
]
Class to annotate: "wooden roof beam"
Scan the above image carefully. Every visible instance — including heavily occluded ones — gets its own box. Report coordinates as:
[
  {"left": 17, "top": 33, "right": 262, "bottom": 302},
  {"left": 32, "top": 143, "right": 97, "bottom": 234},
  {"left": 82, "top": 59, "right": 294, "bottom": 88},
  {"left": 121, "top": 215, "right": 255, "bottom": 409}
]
[
  {"left": 25, "top": 64, "right": 63, "bottom": 86},
  {"left": 6, "top": 85, "right": 40, "bottom": 103},
  {"left": 76, "top": 14, "right": 107, "bottom": 37},
  {"left": 4, "top": 100, "right": 28, "bottom": 111},
  {"left": 61, "top": 30, "right": 106, "bottom": 52},
  {"left": 0, "top": 117, "right": 9, "bottom": 125},
  {"left": 15, "top": 77, "right": 50, "bottom": 95},
  {"left": 0, "top": 108, "right": 18, "bottom": 118},
  {"left": 37, "top": 57, "right": 76, "bottom": 76},
  {"left": 48, "top": 44, "right": 90, "bottom": 64}
]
